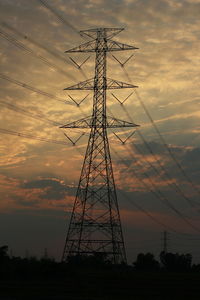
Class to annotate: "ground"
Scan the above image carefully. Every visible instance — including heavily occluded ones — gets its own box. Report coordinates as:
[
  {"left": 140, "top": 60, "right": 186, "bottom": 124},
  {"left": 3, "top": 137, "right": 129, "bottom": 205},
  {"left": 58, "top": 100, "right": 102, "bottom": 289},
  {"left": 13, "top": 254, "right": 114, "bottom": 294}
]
[{"left": 1, "top": 270, "right": 200, "bottom": 300}]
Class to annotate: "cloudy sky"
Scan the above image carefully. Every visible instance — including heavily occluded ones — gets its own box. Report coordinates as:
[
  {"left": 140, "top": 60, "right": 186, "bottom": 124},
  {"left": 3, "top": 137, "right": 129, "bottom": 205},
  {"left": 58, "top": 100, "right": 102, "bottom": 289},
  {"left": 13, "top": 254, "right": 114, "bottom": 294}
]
[{"left": 0, "top": 0, "right": 200, "bottom": 263}]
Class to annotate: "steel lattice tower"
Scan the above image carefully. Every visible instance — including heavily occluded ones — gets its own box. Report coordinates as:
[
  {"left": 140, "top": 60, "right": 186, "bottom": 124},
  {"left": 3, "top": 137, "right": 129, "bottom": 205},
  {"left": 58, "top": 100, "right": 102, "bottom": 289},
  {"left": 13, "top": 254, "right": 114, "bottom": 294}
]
[{"left": 61, "top": 28, "right": 138, "bottom": 264}]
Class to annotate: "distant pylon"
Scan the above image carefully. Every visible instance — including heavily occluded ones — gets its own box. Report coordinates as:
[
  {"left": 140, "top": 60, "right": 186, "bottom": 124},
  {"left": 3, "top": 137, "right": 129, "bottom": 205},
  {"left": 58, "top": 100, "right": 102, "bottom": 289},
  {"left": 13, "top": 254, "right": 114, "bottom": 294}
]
[
  {"left": 61, "top": 28, "right": 139, "bottom": 264},
  {"left": 162, "top": 231, "right": 169, "bottom": 253}
]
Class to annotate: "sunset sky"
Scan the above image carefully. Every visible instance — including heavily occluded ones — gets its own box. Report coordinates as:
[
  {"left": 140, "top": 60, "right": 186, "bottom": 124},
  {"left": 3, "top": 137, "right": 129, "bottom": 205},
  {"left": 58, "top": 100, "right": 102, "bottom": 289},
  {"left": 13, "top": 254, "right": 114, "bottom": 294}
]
[{"left": 0, "top": 0, "right": 200, "bottom": 263}]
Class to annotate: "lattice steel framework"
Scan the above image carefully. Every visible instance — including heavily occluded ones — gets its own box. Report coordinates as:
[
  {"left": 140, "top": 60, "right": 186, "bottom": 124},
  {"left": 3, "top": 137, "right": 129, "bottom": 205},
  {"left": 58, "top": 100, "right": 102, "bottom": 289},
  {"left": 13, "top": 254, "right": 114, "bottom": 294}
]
[{"left": 61, "top": 28, "right": 138, "bottom": 264}]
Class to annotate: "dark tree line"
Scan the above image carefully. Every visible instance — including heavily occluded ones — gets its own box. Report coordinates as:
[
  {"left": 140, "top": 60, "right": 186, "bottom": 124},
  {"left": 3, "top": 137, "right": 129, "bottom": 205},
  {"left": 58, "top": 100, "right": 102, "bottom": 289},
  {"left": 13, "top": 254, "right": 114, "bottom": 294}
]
[
  {"left": 1, "top": 245, "right": 200, "bottom": 280},
  {"left": 133, "top": 252, "right": 193, "bottom": 272}
]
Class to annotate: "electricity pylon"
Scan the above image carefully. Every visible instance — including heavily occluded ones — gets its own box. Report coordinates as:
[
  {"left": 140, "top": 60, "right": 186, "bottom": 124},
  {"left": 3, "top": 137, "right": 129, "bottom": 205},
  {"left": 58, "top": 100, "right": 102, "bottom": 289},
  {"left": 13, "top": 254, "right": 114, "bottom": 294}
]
[
  {"left": 61, "top": 28, "right": 138, "bottom": 264},
  {"left": 162, "top": 231, "right": 169, "bottom": 253}
]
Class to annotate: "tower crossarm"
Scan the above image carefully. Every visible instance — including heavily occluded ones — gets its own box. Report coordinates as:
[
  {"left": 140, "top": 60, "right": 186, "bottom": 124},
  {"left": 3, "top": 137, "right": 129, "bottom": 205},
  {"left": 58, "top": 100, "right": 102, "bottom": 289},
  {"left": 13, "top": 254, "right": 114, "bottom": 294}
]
[
  {"left": 60, "top": 116, "right": 139, "bottom": 129},
  {"left": 65, "top": 39, "right": 138, "bottom": 53},
  {"left": 80, "top": 28, "right": 124, "bottom": 39},
  {"left": 107, "top": 40, "right": 139, "bottom": 52},
  {"left": 64, "top": 78, "right": 94, "bottom": 90},
  {"left": 65, "top": 40, "right": 96, "bottom": 53},
  {"left": 107, "top": 78, "right": 138, "bottom": 89},
  {"left": 64, "top": 78, "right": 138, "bottom": 90},
  {"left": 106, "top": 116, "right": 139, "bottom": 128}
]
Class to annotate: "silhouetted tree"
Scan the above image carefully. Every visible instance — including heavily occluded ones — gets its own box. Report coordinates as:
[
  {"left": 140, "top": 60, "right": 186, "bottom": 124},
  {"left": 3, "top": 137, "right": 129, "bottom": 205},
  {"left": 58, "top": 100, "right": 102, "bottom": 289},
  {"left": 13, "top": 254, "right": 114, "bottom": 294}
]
[
  {"left": 191, "top": 264, "right": 200, "bottom": 272},
  {"left": 0, "top": 245, "right": 11, "bottom": 279},
  {"left": 67, "top": 253, "right": 112, "bottom": 267},
  {"left": 133, "top": 253, "right": 160, "bottom": 271},
  {"left": 160, "top": 251, "right": 192, "bottom": 271},
  {"left": 0, "top": 245, "right": 9, "bottom": 260}
]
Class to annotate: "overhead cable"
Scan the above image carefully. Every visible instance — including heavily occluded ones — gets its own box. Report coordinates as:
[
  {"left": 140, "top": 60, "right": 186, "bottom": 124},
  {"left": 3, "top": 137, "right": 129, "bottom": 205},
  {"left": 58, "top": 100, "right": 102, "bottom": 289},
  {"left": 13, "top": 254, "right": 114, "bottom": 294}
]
[
  {"left": 0, "top": 73, "right": 73, "bottom": 105},
  {"left": 0, "top": 27, "right": 70, "bottom": 78}
]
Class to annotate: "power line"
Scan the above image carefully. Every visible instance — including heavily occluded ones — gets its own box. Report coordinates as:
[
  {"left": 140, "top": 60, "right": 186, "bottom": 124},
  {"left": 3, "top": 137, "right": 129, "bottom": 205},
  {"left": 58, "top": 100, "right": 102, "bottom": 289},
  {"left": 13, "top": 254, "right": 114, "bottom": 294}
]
[
  {"left": 0, "top": 97, "right": 89, "bottom": 136},
  {"left": 131, "top": 132, "right": 197, "bottom": 207},
  {"left": 116, "top": 189, "right": 178, "bottom": 234},
  {"left": 134, "top": 134, "right": 198, "bottom": 207},
  {"left": 0, "top": 27, "right": 70, "bottom": 78},
  {"left": 109, "top": 100, "right": 197, "bottom": 208},
  {"left": 118, "top": 67, "right": 200, "bottom": 197},
  {"left": 0, "top": 73, "right": 73, "bottom": 105},
  {"left": 37, "top": 0, "right": 80, "bottom": 36},
  {"left": 0, "top": 128, "right": 68, "bottom": 146},
  {"left": 109, "top": 91, "right": 200, "bottom": 229},
  {"left": 134, "top": 89, "right": 200, "bottom": 196},
  {"left": 0, "top": 99, "right": 62, "bottom": 126},
  {"left": 36, "top": 1, "right": 91, "bottom": 80},
  {"left": 133, "top": 139, "right": 198, "bottom": 207},
  {"left": 112, "top": 94, "right": 198, "bottom": 208},
  {"left": 111, "top": 146, "right": 200, "bottom": 233},
  {"left": 126, "top": 147, "right": 200, "bottom": 232},
  {"left": 1, "top": 22, "right": 78, "bottom": 82},
  {"left": 111, "top": 147, "right": 178, "bottom": 232},
  {"left": 4, "top": 0, "right": 88, "bottom": 80}
]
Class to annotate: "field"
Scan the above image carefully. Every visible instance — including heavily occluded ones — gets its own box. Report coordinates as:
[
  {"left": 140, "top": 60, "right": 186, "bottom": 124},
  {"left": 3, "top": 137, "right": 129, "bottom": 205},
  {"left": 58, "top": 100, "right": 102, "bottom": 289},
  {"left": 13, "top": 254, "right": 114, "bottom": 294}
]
[{"left": 1, "top": 270, "right": 200, "bottom": 300}]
